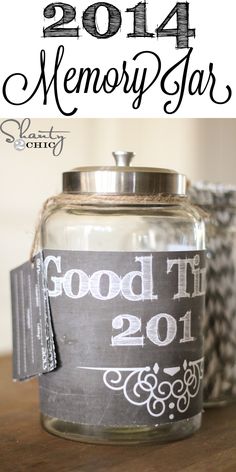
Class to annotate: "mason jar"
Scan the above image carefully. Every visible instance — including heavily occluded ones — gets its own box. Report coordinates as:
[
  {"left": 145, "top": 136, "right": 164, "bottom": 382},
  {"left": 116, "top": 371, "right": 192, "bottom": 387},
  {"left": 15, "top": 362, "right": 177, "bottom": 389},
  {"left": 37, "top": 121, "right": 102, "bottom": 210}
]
[
  {"left": 39, "top": 151, "right": 206, "bottom": 444},
  {"left": 189, "top": 182, "right": 236, "bottom": 406}
]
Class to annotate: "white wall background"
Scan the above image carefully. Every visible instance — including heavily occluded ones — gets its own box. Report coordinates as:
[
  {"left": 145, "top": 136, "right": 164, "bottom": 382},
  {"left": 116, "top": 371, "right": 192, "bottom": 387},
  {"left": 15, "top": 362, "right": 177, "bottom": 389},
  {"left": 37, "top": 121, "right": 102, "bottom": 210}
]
[{"left": 1, "top": 118, "right": 236, "bottom": 353}]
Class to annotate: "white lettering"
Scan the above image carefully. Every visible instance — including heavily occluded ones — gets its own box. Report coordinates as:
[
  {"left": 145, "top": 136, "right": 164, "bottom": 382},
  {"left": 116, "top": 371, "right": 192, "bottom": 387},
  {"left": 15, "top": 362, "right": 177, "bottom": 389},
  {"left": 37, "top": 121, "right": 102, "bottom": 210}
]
[
  {"left": 44, "top": 254, "right": 158, "bottom": 301},
  {"left": 179, "top": 310, "right": 195, "bottom": 343},
  {"left": 121, "top": 256, "right": 158, "bottom": 301},
  {"left": 44, "top": 255, "right": 62, "bottom": 297},
  {"left": 90, "top": 270, "right": 120, "bottom": 300},
  {"left": 44, "top": 253, "right": 204, "bottom": 301},
  {"left": 111, "top": 314, "right": 144, "bottom": 346},
  {"left": 167, "top": 255, "right": 205, "bottom": 299},
  {"left": 63, "top": 269, "right": 89, "bottom": 299},
  {"left": 111, "top": 311, "right": 194, "bottom": 347},
  {"left": 146, "top": 313, "right": 177, "bottom": 346}
]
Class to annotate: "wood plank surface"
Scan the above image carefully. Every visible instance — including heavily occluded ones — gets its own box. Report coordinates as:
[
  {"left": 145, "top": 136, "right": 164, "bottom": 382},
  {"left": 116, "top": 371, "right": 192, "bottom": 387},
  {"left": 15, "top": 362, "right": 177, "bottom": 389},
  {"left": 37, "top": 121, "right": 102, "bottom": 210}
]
[{"left": 1, "top": 355, "right": 236, "bottom": 472}]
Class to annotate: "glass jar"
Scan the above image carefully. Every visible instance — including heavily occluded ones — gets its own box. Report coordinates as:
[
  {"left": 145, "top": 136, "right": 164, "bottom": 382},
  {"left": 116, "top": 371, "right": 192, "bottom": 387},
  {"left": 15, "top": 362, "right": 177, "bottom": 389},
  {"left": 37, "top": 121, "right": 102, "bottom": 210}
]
[
  {"left": 189, "top": 182, "right": 236, "bottom": 406},
  {"left": 39, "top": 152, "right": 205, "bottom": 444}
]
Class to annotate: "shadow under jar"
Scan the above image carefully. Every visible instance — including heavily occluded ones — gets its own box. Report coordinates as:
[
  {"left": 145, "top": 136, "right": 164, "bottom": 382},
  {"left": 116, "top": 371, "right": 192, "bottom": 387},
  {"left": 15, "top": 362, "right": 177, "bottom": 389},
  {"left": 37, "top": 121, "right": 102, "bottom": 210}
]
[{"left": 40, "top": 152, "right": 206, "bottom": 444}]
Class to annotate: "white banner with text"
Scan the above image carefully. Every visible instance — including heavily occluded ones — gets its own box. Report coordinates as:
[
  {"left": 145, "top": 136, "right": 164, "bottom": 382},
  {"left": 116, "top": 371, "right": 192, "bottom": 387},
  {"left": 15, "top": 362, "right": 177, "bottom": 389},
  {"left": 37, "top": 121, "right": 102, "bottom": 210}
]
[{"left": 0, "top": 0, "right": 235, "bottom": 117}]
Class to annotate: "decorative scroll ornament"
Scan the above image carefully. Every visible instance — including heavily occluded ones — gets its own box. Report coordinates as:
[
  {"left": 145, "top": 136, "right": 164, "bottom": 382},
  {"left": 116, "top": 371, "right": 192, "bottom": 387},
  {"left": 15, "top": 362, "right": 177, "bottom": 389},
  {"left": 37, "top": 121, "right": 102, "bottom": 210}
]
[{"left": 79, "top": 357, "right": 204, "bottom": 420}]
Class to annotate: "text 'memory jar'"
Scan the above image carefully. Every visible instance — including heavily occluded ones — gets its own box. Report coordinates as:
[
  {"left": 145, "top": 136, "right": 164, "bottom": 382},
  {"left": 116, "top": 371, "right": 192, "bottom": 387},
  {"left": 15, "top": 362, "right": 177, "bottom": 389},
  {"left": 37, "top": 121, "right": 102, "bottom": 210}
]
[{"left": 39, "top": 152, "right": 206, "bottom": 444}]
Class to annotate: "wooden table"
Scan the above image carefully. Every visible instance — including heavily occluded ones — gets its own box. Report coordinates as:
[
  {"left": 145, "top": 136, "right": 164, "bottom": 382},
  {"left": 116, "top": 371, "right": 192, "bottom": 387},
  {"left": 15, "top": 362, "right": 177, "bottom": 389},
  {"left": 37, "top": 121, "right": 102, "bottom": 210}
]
[{"left": 1, "top": 355, "right": 236, "bottom": 472}]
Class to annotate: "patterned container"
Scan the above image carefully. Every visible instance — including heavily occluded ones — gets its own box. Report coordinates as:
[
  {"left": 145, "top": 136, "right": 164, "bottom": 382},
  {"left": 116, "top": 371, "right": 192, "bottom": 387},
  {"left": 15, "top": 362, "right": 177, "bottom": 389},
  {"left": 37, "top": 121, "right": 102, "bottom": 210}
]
[{"left": 189, "top": 182, "right": 236, "bottom": 406}]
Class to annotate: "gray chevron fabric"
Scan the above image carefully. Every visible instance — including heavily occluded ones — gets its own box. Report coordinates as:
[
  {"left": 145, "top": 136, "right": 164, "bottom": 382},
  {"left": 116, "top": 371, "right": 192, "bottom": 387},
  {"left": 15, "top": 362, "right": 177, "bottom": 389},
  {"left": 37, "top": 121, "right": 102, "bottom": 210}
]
[{"left": 189, "top": 182, "right": 236, "bottom": 403}]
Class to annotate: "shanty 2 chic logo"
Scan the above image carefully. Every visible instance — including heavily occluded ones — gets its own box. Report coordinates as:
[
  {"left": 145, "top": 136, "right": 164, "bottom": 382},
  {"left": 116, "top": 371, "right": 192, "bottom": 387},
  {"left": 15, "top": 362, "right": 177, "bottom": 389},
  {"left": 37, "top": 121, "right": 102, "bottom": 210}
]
[{"left": 0, "top": 118, "right": 69, "bottom": 156}]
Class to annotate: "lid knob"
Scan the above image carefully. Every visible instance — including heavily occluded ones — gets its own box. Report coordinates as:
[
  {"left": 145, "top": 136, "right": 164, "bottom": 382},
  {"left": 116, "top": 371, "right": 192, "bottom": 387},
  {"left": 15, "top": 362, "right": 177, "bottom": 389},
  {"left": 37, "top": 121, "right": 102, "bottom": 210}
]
[{"left": 112, "top": 151, "right": 135, "bottom": 167}]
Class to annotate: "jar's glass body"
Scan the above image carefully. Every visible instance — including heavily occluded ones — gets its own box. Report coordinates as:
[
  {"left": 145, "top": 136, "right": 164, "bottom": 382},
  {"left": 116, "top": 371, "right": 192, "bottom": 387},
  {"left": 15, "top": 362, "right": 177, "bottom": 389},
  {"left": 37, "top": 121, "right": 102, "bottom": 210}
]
[
  {"left": 40, "top": 201, "right": 205, "bottom": 444},
  {"left": 204, "top": 209, "right": 236, "bottom": 406}
]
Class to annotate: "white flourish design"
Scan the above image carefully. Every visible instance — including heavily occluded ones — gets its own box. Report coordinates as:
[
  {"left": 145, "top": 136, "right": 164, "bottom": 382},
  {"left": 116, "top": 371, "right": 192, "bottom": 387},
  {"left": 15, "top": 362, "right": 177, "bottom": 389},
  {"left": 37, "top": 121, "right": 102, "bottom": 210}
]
[{"left": 78, "top": 357, "right": 204, "bottom": 419}]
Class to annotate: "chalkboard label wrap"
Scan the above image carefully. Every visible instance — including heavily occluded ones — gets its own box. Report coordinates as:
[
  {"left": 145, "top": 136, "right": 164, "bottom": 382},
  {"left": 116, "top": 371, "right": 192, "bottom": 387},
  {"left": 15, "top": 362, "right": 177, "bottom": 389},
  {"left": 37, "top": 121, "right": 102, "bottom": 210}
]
[{"left": 39, "top": 249, "right": 205, "bottom": 426}]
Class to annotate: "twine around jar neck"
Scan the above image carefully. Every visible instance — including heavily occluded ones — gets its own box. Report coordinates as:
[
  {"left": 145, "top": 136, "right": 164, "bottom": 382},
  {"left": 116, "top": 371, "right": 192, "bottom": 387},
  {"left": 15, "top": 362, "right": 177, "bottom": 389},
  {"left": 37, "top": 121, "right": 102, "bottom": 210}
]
[{"left": 30, "top": 192, "right": 190, "bottom": 261}]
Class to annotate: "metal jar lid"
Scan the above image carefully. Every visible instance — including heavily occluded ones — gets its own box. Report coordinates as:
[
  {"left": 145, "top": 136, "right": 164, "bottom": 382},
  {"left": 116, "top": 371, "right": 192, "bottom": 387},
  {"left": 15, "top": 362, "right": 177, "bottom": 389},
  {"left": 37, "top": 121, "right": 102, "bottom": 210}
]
[{"left": 63, "top": 151, "right": 186, "bottom": 196}]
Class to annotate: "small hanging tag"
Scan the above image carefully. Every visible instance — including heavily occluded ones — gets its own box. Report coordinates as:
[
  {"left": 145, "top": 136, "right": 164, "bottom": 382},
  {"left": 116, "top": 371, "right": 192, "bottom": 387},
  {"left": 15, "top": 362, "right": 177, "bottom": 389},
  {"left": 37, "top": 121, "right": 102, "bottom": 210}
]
[{"left": 10, "top": 252, "right": 57, "bottom": 381}]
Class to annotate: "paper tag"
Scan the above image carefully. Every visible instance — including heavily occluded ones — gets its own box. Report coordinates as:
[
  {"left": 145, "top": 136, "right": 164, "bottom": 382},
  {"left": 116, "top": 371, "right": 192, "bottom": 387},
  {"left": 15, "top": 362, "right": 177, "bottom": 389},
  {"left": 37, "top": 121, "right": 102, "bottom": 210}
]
[{"left": 10, "top": 252, "right": 57, "bottom": 380}]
